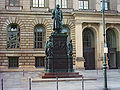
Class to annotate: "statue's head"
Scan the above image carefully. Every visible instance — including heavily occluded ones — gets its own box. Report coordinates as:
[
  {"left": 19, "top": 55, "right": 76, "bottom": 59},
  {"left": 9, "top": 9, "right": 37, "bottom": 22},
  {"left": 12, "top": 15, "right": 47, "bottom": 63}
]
[{"left": 56, "top": 4, "right": 60, "bottom": 9}]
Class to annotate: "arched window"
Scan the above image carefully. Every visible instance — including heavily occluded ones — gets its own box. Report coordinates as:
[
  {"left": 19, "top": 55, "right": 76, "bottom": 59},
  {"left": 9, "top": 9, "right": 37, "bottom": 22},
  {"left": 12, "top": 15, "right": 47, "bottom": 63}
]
[
  {"left": 61, "top": 26, "right": 71, "bottom": 42},
  {"left": 7, "top": 23, "right": 20, "bottom": 48},
  {"left": 34, "top": 25, "right": 45, "bottom": 48},
  {"left": 106, "top": 29, "right": 116, "bottom": 48},
  {"left": 83, "top": 28, "right": 94, "bottom": 48}
]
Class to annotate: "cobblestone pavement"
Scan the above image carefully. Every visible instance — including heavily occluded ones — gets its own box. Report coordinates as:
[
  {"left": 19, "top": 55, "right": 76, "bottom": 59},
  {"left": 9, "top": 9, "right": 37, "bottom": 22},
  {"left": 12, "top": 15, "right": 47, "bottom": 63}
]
[{"left": 0, "top": 69, "right": 120, "bottom": 90}]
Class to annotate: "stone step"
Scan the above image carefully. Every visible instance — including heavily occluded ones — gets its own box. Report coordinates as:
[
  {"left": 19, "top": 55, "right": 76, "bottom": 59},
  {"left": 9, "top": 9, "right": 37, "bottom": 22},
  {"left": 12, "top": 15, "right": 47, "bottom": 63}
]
[
  {"left": 42, "top": 75, "right": 82, "bottom": 79},
  {"left": 44, "top": 72, "right": 79, "bottom": 75},
  {"left": 42, "top": 72, "right": 82, "bottom": 79}
]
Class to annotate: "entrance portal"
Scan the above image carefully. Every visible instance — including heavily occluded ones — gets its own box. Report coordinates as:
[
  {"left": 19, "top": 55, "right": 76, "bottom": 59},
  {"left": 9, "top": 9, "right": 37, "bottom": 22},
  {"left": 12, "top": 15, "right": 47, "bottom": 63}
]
[
  {"left": 83, "top": 28, "right": 95, "bottom": 70},
  {"left": 106, "top": 29, "right": 117, "bottom": 68}
]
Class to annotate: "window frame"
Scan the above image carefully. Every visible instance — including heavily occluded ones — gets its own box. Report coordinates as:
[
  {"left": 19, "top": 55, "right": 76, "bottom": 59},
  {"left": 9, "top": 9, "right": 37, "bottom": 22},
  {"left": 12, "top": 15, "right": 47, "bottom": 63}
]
[
  {"left": 83, "top": 28, "right": 94, "bottom": 48},
  {"left": 9, "top": 0, "right": 20, "bottom": 7},
  {"left": 7, "top": 23, "right": 20, "bottom": 49},
  {"left": 100, "top": 0, "right": 110, "bottom": 11},
  {"left": 8, "top": 57, "right": 19, "bottom": 68},
  {"left": 106, "top": 29, "right": 116, "bottom": 48},
  {"left": 34, "top": 25, "right": 46, "bottom": 49},
  {"left": 35, "top": 57, "right": 45, "bottom": 68},
  {"left": 32, "top": 0, "right": 45, "bottom": 7},
  {"left": 55, "top": 0, "right": 68, "bottom": 8},
  {"left": 78, "top": 0, "right": 89, "bottom": 10}
]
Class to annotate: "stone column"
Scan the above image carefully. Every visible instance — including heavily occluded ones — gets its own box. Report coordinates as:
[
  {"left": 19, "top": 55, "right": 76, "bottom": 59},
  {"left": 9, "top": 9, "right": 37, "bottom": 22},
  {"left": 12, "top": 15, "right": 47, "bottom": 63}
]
[
  {"left": 97, "top": 23, "right": 104, "bottom": 69},
  {"left": 75, "top": 21, "right": 85, "bottom": 69},
  {"left": 117, "top": 30, "right": 120, "bottom": 67},
  {"left": 98, "top": 23, "right": 109, "bottom": 69}
]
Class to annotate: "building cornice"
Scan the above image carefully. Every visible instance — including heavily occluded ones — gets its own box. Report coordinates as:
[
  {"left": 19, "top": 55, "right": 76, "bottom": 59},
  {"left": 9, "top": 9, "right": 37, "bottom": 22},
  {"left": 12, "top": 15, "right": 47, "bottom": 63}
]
[
  {"left": 0, "top": 50, "right": 45, "bottom": 54},
  {"left": 72, "top": 10, "right": 120, "bottom": 17}
]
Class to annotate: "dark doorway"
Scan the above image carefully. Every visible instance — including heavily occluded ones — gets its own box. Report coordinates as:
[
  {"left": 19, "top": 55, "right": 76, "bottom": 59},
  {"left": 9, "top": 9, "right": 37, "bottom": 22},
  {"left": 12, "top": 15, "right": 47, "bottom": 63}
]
[
  {"left": 106, "top": 29, "right": 117, "bottom": 69},
  {"left": 83, "top": 28, "right": 95, "bottom": 70}
]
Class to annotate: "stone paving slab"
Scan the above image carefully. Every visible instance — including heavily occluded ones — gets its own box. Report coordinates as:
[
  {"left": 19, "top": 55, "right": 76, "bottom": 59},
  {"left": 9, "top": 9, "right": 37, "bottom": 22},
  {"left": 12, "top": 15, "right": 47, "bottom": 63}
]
[{"left": 0, "top": 69, "right": 120, "bottom": 90}]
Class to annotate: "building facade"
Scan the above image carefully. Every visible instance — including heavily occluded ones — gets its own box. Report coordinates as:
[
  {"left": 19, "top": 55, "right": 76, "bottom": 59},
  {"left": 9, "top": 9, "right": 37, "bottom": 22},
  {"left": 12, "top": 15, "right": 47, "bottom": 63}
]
[{"left": 0, "top": 0, "right": 120, "bottom": 71}]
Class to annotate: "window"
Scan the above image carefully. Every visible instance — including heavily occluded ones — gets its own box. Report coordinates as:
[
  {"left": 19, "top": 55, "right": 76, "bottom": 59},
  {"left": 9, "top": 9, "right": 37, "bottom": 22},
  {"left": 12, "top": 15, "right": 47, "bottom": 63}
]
[
  {"left": 83, "top": 28, "right": 94, "bottom": 48},
  {"left": 7, "top": 24, "right": 20, "bottom": 48},
  {"left": 34, "top": 25, "right": 45, "bottom": 48},
  {"left": 61, "top": 26, "right": 71, "bottom": 42},
  {"left": 33, "top": 0, "right": 45, "bottom": 7},
  {"left": 100, "top": 0, "right": 109, "bottom": 10},
  {"left": 78, "top": 0, "right": 89, "bottom": 9},
  {"left": 106, "top": 29, "right": 116, "bottom": 48},
  {"left": 35, "top": 57, "right": 45, "bottom": 67},
  {"left": 9, "top": 0, "right": 20, "bottom": 6},
  {"left": 8, "top": 57, "right": 19, "bottom": 68},
  {"left": 56, "top": 0, "right": 67, "bottom": 8}
]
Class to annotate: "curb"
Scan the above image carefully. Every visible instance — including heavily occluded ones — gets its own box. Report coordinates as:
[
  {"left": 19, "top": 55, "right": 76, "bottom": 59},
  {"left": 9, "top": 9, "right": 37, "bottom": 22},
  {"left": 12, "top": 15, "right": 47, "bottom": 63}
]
[{"left": 32, "top": 78, "right": 97, "bottom": 82}]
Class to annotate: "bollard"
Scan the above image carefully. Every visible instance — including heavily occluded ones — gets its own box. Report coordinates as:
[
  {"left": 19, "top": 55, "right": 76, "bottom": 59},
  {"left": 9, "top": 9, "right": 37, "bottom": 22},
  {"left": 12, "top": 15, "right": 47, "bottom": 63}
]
[
  {"left": 82, "top": 76, "right": 84, "bottom": 90},
  {"left": 56, "top": 76, "right": 58, "bottom": 90},
  {"left": 1, "top": 79, "right": 3, "bottom": 90},
  {"left": 118, "top": 67, "right": 120, "bottom": 73},
  {"left": 97, "top": 68, "right": 98, "bottom": 75},
  {"left": 29, "top": 78, "right": 31, "bottom": 90},
  {"left": 23, "top": 69, "right": 24, "bottom": 77}
]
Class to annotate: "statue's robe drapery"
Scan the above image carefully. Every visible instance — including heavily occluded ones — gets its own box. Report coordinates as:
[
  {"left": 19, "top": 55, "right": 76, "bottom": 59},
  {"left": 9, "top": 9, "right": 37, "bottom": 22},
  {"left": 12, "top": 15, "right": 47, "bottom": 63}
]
[{"left": 52, "top": 8, "right": 63, "bottom": 32}]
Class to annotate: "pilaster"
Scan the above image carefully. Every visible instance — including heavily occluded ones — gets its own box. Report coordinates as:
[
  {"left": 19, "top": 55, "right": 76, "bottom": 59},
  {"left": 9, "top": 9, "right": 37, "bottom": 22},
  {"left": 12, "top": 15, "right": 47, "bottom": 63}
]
[
  {"left": 96, "top": 0, "right": 101, "bottom": 11},
  {"left": 97, "top": 23, "right": 104, "bottom": 69},
  {"left": 75, "top": 21, "right": 85, "bottom": 69},
  {"left": 23, "top": 0, "right": 30, "bottom": 11},
  {"left": 73, "top": 0, "right": 78, "bottom": 10},
  {"left": 49, "top": 0, "right": 55, "bottom": 10}
]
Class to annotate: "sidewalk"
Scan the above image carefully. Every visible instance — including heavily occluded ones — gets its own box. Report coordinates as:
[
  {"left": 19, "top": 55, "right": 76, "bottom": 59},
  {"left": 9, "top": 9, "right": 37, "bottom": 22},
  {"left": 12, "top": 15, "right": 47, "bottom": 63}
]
[{"left": 0, "top": 69, "right": 120, "bottom": 90}]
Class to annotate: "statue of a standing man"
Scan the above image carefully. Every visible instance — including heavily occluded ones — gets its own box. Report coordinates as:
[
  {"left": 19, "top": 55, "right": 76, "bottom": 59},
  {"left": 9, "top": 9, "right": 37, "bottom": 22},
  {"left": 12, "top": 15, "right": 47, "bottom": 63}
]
[
  {"left": 68, "top": 40, "right": 73, "bottom": 56},
  {"left": 52, "top": 4, "right": 63, "bottom": 33}
]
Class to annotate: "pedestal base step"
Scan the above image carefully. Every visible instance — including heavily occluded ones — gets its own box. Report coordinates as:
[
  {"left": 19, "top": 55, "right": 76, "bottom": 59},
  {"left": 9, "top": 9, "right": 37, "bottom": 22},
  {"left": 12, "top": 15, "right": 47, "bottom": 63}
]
[{"left": 42, "top": 72, "right": 82, "bottom": 79}]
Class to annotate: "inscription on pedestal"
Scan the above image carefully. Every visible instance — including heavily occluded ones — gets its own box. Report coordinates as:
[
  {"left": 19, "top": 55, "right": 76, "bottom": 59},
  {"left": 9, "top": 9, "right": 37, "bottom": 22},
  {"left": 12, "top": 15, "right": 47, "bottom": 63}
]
[{"left": 52, "top": 34, "right": 68, "bottom": 72}]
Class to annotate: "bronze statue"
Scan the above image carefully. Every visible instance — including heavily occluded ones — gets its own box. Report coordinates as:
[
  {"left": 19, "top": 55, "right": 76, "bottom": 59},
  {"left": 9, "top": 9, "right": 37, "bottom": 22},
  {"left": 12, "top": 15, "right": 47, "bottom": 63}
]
[
  {"left": 46, "top": 36, "right": 53, "bottom": 57},
  {"left": 45, "top": 41, "right": 49, "bottom": 57},
  {"left": 68, "top": 40, "right": 73, "bottom": 56},
  {"left": 52, "top": 4, "right": 63, "bottom": 33},
  {"left": 44, "top": 5, "right": 74, "bottom": 73}
]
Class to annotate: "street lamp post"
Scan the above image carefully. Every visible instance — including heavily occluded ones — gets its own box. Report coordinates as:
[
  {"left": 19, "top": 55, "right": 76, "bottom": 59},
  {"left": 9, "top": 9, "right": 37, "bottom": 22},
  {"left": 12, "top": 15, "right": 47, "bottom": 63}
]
[{"left": 102, "top": 0, "right": 108, "bottom": 90}]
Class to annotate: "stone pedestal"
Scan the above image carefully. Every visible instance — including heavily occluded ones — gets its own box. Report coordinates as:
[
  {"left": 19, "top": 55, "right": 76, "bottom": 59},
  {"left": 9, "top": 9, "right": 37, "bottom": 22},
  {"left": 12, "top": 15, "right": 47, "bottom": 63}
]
[
  {"left": 75, "top": 57, "right": 85, "bottom": 69},
  {"left": 68, "top": 55, "right": 74, "bottom": 72},
  {"left": 46, "top": 33, "right": 69, "bottom": 72}
]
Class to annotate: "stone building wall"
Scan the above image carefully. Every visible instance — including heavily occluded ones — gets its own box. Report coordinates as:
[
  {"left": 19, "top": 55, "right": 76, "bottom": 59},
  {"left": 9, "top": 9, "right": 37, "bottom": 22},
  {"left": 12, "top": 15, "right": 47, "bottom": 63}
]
[{"left": 0, "top": 0, "right": 120, "bottom": 71}]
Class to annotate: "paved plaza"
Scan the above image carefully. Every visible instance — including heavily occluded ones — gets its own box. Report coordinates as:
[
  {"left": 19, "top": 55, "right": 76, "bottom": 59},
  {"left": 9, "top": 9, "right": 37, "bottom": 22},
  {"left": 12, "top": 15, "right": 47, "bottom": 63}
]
[{"left": 0, "top": 69, "right": 120, "bottom": 90}]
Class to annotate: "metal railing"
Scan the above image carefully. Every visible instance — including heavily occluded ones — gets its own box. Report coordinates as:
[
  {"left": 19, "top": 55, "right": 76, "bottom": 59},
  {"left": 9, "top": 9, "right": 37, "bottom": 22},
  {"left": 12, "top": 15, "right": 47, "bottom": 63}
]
[{"left": 1, "top": 76, "right": 84, "bottom": 90}]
